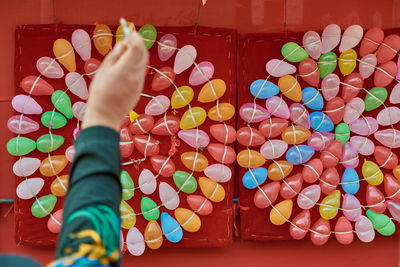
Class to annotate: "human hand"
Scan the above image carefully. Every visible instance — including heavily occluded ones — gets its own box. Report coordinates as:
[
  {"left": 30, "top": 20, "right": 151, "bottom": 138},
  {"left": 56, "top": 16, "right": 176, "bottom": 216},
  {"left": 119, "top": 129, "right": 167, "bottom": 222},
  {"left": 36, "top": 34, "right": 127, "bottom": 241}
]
[{"left": 82, "top": 31, "right": 149, "bottom": 131}]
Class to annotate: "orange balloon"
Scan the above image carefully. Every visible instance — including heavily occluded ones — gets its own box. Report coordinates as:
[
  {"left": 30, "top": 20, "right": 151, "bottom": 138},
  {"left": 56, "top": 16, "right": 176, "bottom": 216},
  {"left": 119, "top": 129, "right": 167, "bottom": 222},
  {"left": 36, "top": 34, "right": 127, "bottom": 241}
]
[
  {"left": 236, "top": 149, "right": 266, "bottom": 168},
  {"left": 268, "top": 160, "right": 293, "bottom": 180},
  {"left": 53, "top": 39, "right": 76, "bottom": 72},
  {"left": 50, "top": 175, "right": 69, "bottom": 196},
  {"left": 93, "top": 22, "right": 112, "bottom": 56},
  {"left": 208, "top": 103, "right": 235, "bottom": 121},
  {"left": 40, "top": 155, "right": 68, "bottom": 177},
  {"left": 181, "top": 152, "right": 208, "bottom": 172},
  {"left": 174, "top": 208, "right": 201, "bottom": 232},
  {"left": 269, "top": 199, "right": 293, "bottom": 225},
  {"left": 144, "top": 220, "right": 163, "bottom": 249},
  {"left": 281, "top": 125, "right": 311, "bottom": 144},
  {"left": 198, "top": 79, "right": 226, "bottom": 103},
  {"left": 394, "top": 165, "right": 400, "bottom": 181},
  {"left": 278, "top": 75, "right": 302, "bottom": 102},
  {"left": 199, "top": 177, "right": 225, "bottom": 202}
]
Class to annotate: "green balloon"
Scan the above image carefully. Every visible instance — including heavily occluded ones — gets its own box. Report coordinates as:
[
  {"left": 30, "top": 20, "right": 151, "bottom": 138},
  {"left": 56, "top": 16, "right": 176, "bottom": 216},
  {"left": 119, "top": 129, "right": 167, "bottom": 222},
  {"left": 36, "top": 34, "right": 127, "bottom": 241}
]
[
  {"left": 366, "top": 209, "right": 396, "bottom": 236},
  {"left": 141, "top": 197, "right": 159, "bottom": 221},
  {"left": 7, "top": 136, "right": 36, "bottom": 156},
  {"left": 36, "top": 134, "right": 64, "bottom": 153},
  {"left": 51, "top": 90, "right": 73, "bottom": 119},
  {"left": 281, "top": 42, "right": 309, "bottom": 63},
  {"left": 318, "top": 52, "right": 337, "bottom": 79},
  {"left": 173, "top": 170, "right": 197, "bottom": 193},
  {"left": 335, "top": 123, "right": 350, "bottom": 145},
  {"left": 31, "top": 194, "right": 57, "bottom": 218},
  {"left": 364, "top": 87, "right": 387, "bottom": 111},
  {"left": 41, "top": 111, "right": 67, "bottom": 129},
  {"left": 138, "top": 24, "right": 157, "bottom": 50},
  {"left": 120, "top": 170, "right": 134, "bottom": 201}
]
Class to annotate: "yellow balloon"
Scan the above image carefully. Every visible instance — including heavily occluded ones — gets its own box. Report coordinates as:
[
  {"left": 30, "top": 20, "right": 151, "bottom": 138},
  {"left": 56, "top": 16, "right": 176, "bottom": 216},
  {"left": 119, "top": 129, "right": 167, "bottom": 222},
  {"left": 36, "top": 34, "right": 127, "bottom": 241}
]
[
  {"left": 198, "top": 79, "right": 226, "bottom": 103},
  {"left": 120, "top": 200, "right": 136, "bottom": 229},
  {"left": 180, "top": 107, "right": 206, "bottom": 129},
  {"left": 174, "top": 208, "right": 201, "bottom": 232},
  {"left": 362, "top": 159, "right": 384, "bottom": 185},
  {"left": 338, "top": 49, "right": 357, "bottom": 76},
  {"left": 270, "top": 199, "right": 293, "bottom": 225},
  {"left": 268, "top": 160, "right": 293, "bottom": 180},
  {"left": 208, "top": 103, "right": 235, "bottom": 121},
  {"left": 199, "top": 177, "right": 225, "bottom": 202},
  {"left": 319, "top": 190, "right": 340, "bottom": 220},
  {"left": 171, "top": 86, "right": 194, "bottom": 109},
  {"left": 278, "top": 75, "right": 302, "bottom": 102},
  {"left": 181, "top": 152, "right": 208, "bottom": 172},
  {"left": 144, "top": 220, "right": 163, "bottom": 249},
  {"left": 53, "top": 39, "right": 76, "bottom": 72},
  {"left": 116, "top": 21, "right": 136, "bottom": 42},
  {"left": 236, "top": 149, "right": 266, "bottom": 168}
]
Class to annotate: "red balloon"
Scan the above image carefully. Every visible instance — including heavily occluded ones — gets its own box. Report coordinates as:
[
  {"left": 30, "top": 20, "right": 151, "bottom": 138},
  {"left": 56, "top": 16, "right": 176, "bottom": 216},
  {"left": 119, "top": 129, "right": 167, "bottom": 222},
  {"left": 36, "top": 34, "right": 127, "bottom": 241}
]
[
  {"left": 320, "top": 139, "right": 342, "bottom": 168},
  {"left": 84, "top": 58, "right": 102, "bottom": 79},
  {"left": 366, "top": 184, "right": 386, "bottom": 213},
  {"left": 325, "top": 97, "right": 345, "bottom": 125},
  {"left": 310, "top": 217, "right": 331, "bottom": 246},
  {"left": 335, "top": 216, "right": 353, "bottom": 245},
  {"left": 236, "top": 126, "right": 265, "bottom": 146},
  {"left": 302, "top": 158, "right": 323, "bottom": 183},
  {"left": 133, "top": 135, "right": 160, "bottom": 156},
  {"left": 120, "top": 117, "right": 131, "bottom": 128},
  {"left": 119, "top": 126, "right": 134, "bottom": 158},
  {"left": 290, "top": 210, "right": 311, "bottom": 240},
  {"left": 150, "top": 155, "right": 175, "bottom": 177},
  {"left": 280, "top": 173, "right": 303, "bottom": 199},
  {"left": 377, "top": 34, "right": 400, "bottom": 64},
  {"left": 151, "top": 66, "right": 175, "bottom": 91},
  {"left": 129, "top": 114, "right": 154, "bottom": 134},
  {"left": 299, "top": 58, "right": 319, "bottom": 87},
  {"left": 207, "top": 143, "right": 236, "bottom": 164},
  {"left": 258, "top": 118, "right": 289, "bottom": 138},
  {"left": 253, "top": 182, "right": 280, "bottom": 208},
  {"left": 21, "top": 75, "right": 54, "bottom": 95},
  {"left": 374, "top": 146, "right": 398, "bottom": 170},
  {"left": 151, "top": 115, "right": 180, "bottom": 136},
  {"left": 187, "top": 195, "right": 213, "bottom": 215},
  {"left": 359, "top": 27, "right": 384, "bottom": 57},
  {"left": 384, "top": 174, "right": 400, "bottom": 202},
  {"left": 374, "top": 61, "right": 397, "bottom": 87},
  {"left": 341, "top": 73, "right": 364, "bottom": 103},
  {"left": 319, "top": 168, "right": 339, "bottom": 195},
  {"left": 210, "top": 124, "right": 236, "bottom": 144}
]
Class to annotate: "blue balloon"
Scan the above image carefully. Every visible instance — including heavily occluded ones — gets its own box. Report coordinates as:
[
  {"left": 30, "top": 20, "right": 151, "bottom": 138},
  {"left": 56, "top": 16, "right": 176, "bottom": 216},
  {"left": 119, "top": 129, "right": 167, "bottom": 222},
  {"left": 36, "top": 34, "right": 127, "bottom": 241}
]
[
  {"left": 161, "top": 212, "right": 183, "bottom": 243},
  {"left": 309, "top": 111, "right": 334, "bottom": 132},
  {"left": 250, "top": 79, "right": 280, "bottom": 99},
  {"left": 302, "top": 87, "right": 324, "bottom": 110},
  {"left": 242, "top": 167, "right": 268, "bottom": 189},
  {"left": 341, "top": 168, "right": 360, "bottom": 194},
  {"left": 285, "top": 145, "right": 315, "bottom": 165}
]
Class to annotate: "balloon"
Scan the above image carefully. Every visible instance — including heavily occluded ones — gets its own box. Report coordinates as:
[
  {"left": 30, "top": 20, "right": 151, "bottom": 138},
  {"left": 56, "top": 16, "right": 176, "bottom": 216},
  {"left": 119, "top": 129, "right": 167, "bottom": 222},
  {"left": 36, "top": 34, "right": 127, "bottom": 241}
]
[
  {"left": 36, "top": 134, "right": 64, "bottom": 153},
  {"left": 394, "top": 165, "right": 400, "bottom": 180},
  {"left": 359, "top": 27, "right": 384, "bottom": 57},
  {"left": 31, "top": 194, "right": 57, "bottom": 218},
  {"left": 366, "top": 185, "right": 386, "bottom": 214},
  {"left": 84, "top": 58, "right": 101, "bottom": 79},
  {"left": 310, "top": 218, "right": 331, "bottom": 245},
  {"left": 204, "top": 163, "right": 232, "bottom": 183},
  {"left": 377, "top": 106, "right": 400, "bottom": 126},
  {"left": 374, "top": 129, "right": 400, "bottom": 148},
  {"left": 138, "top": 169, "right": 157, "bottom": 195},
  {"left": 339, "top": 25, "right": 363, "bottom": 52},
  {"left": 158, "top": 34, "right": 177, "bottom": 61},
  {"left": 120, "top": 170, "right": 134, "bottom": 201},
  {"left": 120, "top": 200, "right": 136, "bottom": 229},
  {"left": 174, "top": 45, "right": 196, "bottom": 74},
  {"left": 8, "top": 115, "right": 39, "bottom": 134},
  {"left": 366, "top": 209, "right": 395, "bottom": 236},
  {"left": 151, "top": 116, "right": 180, "bottom": 136},
  {"left": 145, "top": 95, "right": 170, "bottom": 116},
  {"left": 341, "top": 73, "right": 364, "bottom": 103},
  {"left": 321, "top": 24, "right": 341, "bottom": 53},
  {"left": 17, "top": 178, "right": 44, "bottom": 199},
  {"left": 268, "top": 160, "right": 293, "bottom": 180},
  {"left": 302, "top": 87, "right": 323, "bottom": 110},
  {"left": 236, "top": 127, "right": 265, "bottom": 146},
  {"left": 239, "top": 103, "right": 270, "bottom": 123},
  {"left": 129, "top": 114, "right": 154, "bottom": 134},
  {"left": 7, "top": 137, "right": 36, "bottom": 156},
  {"left": 260, "top": 139, "right": 288, "bottom": 160},
  {"left": 258, "top": 118, "right": 289, "bottom": 138},
  {"left": 278, "top": 75, "right": 302, "bottom": 102},
  {"left": 377, "top": 34, "right": 400, "bottom": 63},
  {"left": 181, "top": 151, "right": 208, "bottom": 172},
  {"left": 50, "top": 175, "right": 69, "bottom": 196},
  {"left": 320, "top": 168, "right": 340, "bottom": 195},
  {"left": 254, "top": 182, "right": 280, "bottom": 208},
  {"left": 280, "top": 173, "right": 303, "bottom": 199},
  {"left": 133, "top": 135, "right": 160, "bottom": 156},
  {"left": 386, "top": 200, "right": 400, "bottom": 222},
  {"left": 187, "top": 195, "right": 213, "bottom": 215},
  {"left": 175, "top": 208, "right": 201, "bottom": 232},
  {"left": 290, "top": 210, "right": 311, "bottom": 240},
  {"left": 320, "top": 140, "right": 342, "bottom": 168},
  {"left": 208, "top": 103, "right": 235, "bottom": 121},
  {"left": 159, "top": 182, "right": 179, "bottom": 210},
  {"left": 20, "top": 75, "right": 54, "bottom": 95},
  {"left": 180, "top": 107, "right": 206, "bottom": 129},
  {"left": 338, "top": 49, "right": 357, "bottom": 76},
  {"left": 397, "top": 65, "right": 400, "bottom": 86},
  {"left": 265, "top": 96, "right": 290, "bottom": 119},
  {"left": 375, "top": 146, "right": 398, "bottom": 169},
  {"left": 365, "top": 87, "right": 388, "bottom": 111},
  {"left": 344, "top": 97, "right": 364, "bottom": 123},
  {"left": 281, "top": 42, "right": 309, "bottom": 62},
  {"left": 297, "top": 184, "right": 321, "bottom": 210},
  {"left": 51, "top": 91, "right": 73, "bottom": 119},
  {"left": 320, "top": 73, "right": 340, "bottom": 101},
  {"left": 307, "top": 132, "right": 334, "bottom": 151},
  {"left": 144, "top": 220, "right": 163, "bottom": 249},
  {"left": 299, "top": 59, "right": 320, "bottom": 87},
  {"left": 173, "top": 171, "right": 197, "bottom": 193},
  {"left": 71, "top": 29, "right": 91, "bottom": 61},
  {"left": 374, "top": 61, "right": 397, "bottom": 87},
  {"left": 210, "top": 124, "right": 236, "bottom": 144},
  {"left": 207, "top": 144, "right": 236, "bottom": 164},
  {"left": 318, "top": 52, "right": 337, "bottom": 79},
  {"left": 189, "top": 61, "right": 214, "bottom": 86},
  {"left": 340, "top": 142, "right": 359, "bottom": 169},
  {"left": 326, "top": 97, "right": 345, "bottom": 125},
  {"left": 269, "top": 199, "right": 293, "bottom": 225},
  {"left": 266, "top": 59, "right": 296, "bottom": 77},
  {"left": 349, "top": 117, "right": 378, "bottom": 136},
  {"left": 53, "top": 38, "right": 76, "bottom": 72},
  {"left": 286, "top": 145, "right": 314, "bottom": 165},
  {"left": 161, "top": 212, "right": 182, "bottom": 243},
  {"left": 309, "top": 111, "right": 334, "bottom": 132},
  {"left": 250, "top": 79, "right": 279, "bottom": 99},
  {"left": 13, "top": 157, "right": 40, "bottom": 177},
  {"left": 236, "top": 149, "right": 266, "bottom": 168},
  {"left": 302, "top": 158, "right": 323, "bottom": 183},
  {"left": 281, "top": 125, "right": 311, "bottom": 144},
  {"left": 355, "top": 216, "right": 375, "bottom": 242},
  {"left": 42, "top": 111, "right": 67, "bottom": 130},
  {"left": 199, "top": 177, "right": 225, "bottom": 202},
  {"left": 242, "top": 167, "right": 268, "bottom": 189},
  {"left": 36, "top": 56, "right": 64, "bottom": 79},
  {"left": 178, "top": 129, "right": 209, "bottom": 148},
  {"left": 335, "top": 123, "right": 350, "bottom": 145},
  {"left": 342, "top": 193, "right": 362, "bottom": 221},
  {"left": 198, "top": 79, "right": 226, "bottom": 102},
  {"left": 303, "top": 31, "right": 321, "bottom": 60},
  {"left": 47, "top": 209, "right": 63, "bottom": 234},
  {"left": 341, "top": 168, "right": 360, "bottom": 194},
  {"left": 350, "top": 136, "right": 374, "bottom": 156},
  {"left": 335, "top": 216, "right": 354, "bottom": 245},
  {"left": 151, "top": 155, "right": 175, "bottom": 177},
  {"left": 93, "top": 23, "right": 112, "bottom": 56},
  {"left": 116, "top": 21, "right": 136, "bottom": 42},
  {"left": 359, "top": 54, "right": 377, "bottom": 79},
  {"left": 119, "top": 126, "right": 134, "bottom": 158},
  {"left": 289, "top": 103, "right": 310, "bottom": 129},
  {"left": 171, "top": 86, "right": 194, "bottom": 109},
  {"left": 12, "top": 94, "right": 42, "bottom": 115},
  {"left": 151, "top": 66, "right": 175, "bottom": 91},
  {"left": 40, "top": 155, "right": 68, "bottom": 177},
  {"left": 384, "top": 174, "right": 400, "bottom": 202},
  {"left": 138, "top": 24, "right": 157, "bottom": 49},
  {"left": 320, "top": 190, "right": 340, "bottom": 220},
  {"left": 141, "top": 197, "right": 159, "bottom": 221}
]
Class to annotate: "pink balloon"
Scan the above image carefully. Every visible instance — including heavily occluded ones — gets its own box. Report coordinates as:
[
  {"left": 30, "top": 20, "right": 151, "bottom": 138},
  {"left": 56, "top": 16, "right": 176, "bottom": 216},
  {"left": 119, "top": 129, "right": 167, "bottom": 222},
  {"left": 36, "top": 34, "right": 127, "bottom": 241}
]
[
  {"left": 355, "top": 216, "right": 375, "bottom": 242},
  {"left": 72, "top": 101, "right": 87, "bottom": 121},
  {"left": 265, "top": 96, "right": 289, "bottom": 119},
  {"left": 359, "top": 54, "right": 377, "bottom": 79},
  {"left": 321, "top": 73, "right": 340, "bottom": 101},
  {"left": 350, "top": 136, "right": 374, "bottom": 156},
  {"left": 375, "top": 129, "right": 400, "bottom": 148},
  {"left": 138, "top": 169, "right": 157, "bottom": 195},
  {"left": 303, "top": 31, "right": 322, "bottom": 60},
  {"left": 239, "top": 103, "right": 270, "bottom": 123},
  {"left": 178, "top": 129, "right": 210, "bottom": 148},
  {"left": 397, "top": 57, "right": 400, "bottom": 80},
  {"left": 377, "top": 106, "right": 400, "bottom": 126},
  {"left": 265, "top": 59, "right": 296, "bottom": 77},
  {"left": 204, "top": 163, "right": 232, "bottom": 183},
  {"left": 145, "top": 95, "right": 170, "bottom": 116},
  {"left": 289, "top": 103, "right": 310, "bottom": 129},
  {"left": 342, "top": 193, "right": 362, "bottom": 221},
  {"left": 340, "top": 142, "right": 359, "bottom": 168},
  {"left": 16, "top": 178, "right": 44, "bottom": 199},
  {"left": 307, "top": 132, "right": 334, "bottom": 151},
  {"left": 71, "top": 29, "right": 91, "bottom": 61},
  {"left": 335, "top": 216, "right": 354, "bottom": 245},
  {"left": 65, "top": 72, "right": 88, "bottom": 100},
  {"left": 189, "top": 61, "right": 214, "bottom": 86},
  {"left": 339, "top": 25, "right": 363, "bottom": 52},
  {"left": 120, "top": 229, "right": 125, "bottom": 253},
  {"left": 13, "top": 157, "right": 40, "bottom": 177},
  {"left": 297, "top": 184, "right": 321, "bottom": 210},
  {"left": 12, "top": 95, "right": 42, "bottom": 114},
  {"left": 260, "top": 139, "right": 288, "bottom": 160},
  {"left": 159, "top": 182, "right": 179, "bottom": 210},
  {"left": 344, "top": 97, "right": 364, "bottom": 124},
  {"left": 321, "top": 24, "right": 341, "bottom": 53},
  {"left": 390, "top": 83, "right": 400, "bottom": 104},
  {"left": 36, "top": 56, "right": 64, "bottom": 78},
  {"left": 158, "top": 34, "right": 177, "bottom": 62},
  {"left": 126, "top": 227, "right": 145, "bottom": 256},
  {"left": 386, "top": 200, "right": 400, "bottom": 222},
  {"left": 349, "top": 116, "right": 378, "bottom": 136},
  {"left": 7, "top": 115, "right": 39, "bottom": 134},
  {"left": 173, "top": 45, "right": 197, "bottom": 74},
  {"left": 48, "top": 208, "right": 63, "bottom": 234},
  {"left": 65, "top": 145, "right": 76, "bottom": 162}
]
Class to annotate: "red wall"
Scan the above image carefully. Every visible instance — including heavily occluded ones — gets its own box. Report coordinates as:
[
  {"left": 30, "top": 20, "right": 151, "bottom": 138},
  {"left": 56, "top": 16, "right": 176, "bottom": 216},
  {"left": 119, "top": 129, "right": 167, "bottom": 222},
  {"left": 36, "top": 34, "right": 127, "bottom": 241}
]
[{"left": 1, "top": 0, "right": 399, "bottom": 266}]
